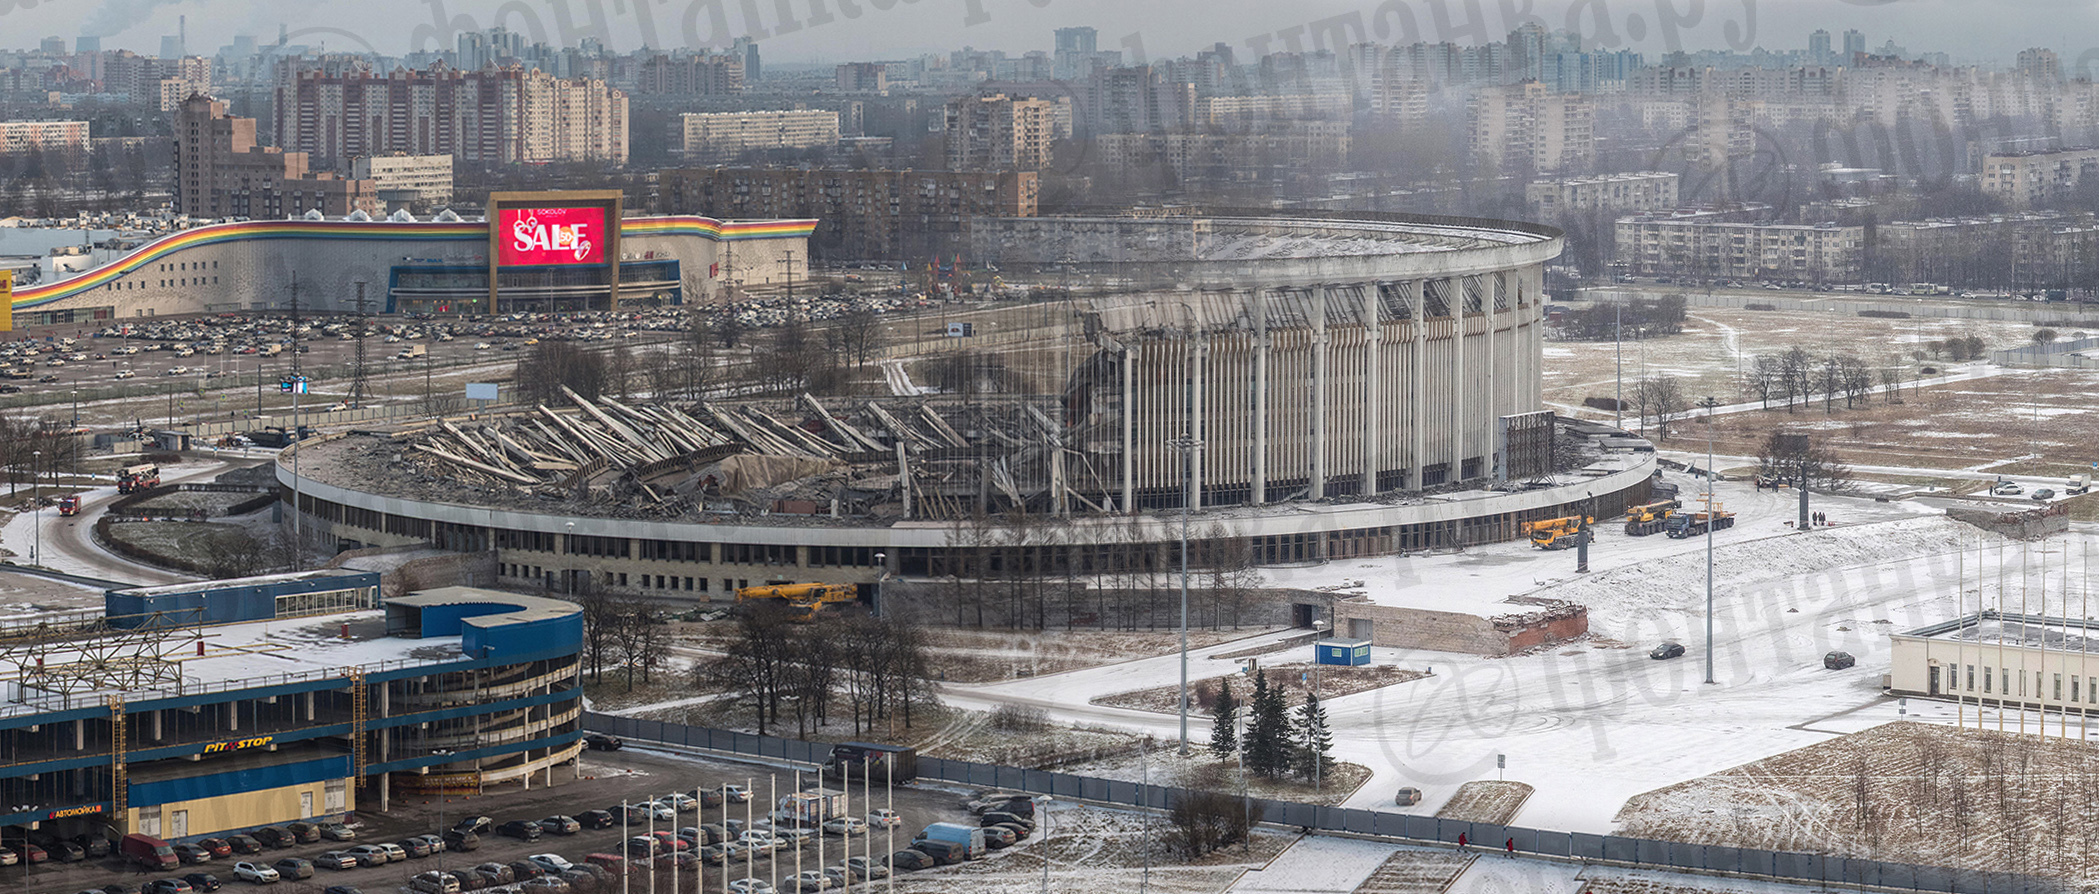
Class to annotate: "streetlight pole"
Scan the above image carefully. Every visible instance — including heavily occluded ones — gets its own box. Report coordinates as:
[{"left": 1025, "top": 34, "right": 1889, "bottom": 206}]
[
  {"left": 1169, "top": 433, "right": 1201, "bottom": 755},
  {"left": 1034, "top": 795, "right": 1053, "bottom": 894},
  {"left": 30, "top": 449, "right": 40, "bottom": 566},
  {"left": 1699, "top": 395, "right": 1719, "bottom": 685}
]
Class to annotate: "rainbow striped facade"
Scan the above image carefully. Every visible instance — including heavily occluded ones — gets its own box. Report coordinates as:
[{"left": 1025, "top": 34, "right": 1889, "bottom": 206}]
[{"left": 16, "top": 216, "right": 817, "bottom": 310}]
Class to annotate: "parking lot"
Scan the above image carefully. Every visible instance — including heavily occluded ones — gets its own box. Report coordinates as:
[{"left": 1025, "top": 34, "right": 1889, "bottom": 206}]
[{"left": 9, "top": 747, "right": 983, "bottom": 894}]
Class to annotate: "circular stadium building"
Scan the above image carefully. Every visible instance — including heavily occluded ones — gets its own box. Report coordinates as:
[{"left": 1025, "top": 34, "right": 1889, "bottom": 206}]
[{"left": 278, "top": 209, "right": 1654, "bottom": 613}]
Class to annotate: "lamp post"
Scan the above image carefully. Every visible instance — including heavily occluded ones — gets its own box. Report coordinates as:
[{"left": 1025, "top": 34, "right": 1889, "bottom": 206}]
[
  {"left": 1699, "top": 395, "right": 1720, "bottom": 685},
  {"left": 70, "top": 389, "right": 77, "bottom": 427},
  {"left": 30, "top": 449, "right": 40, "bottom": 566},
  {"left": 1168, "top": 433, "right": 1201, "bottom": 755},
  {"left": 1033, "top": 795, "right": 1053, "bottom": 894},
  {"left": 430, "top": 748, "right": 454, "bottom": 874}
]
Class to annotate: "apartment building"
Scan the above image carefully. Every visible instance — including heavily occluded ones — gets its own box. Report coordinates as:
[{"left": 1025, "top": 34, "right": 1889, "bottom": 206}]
[
  {"left": 1981, "top": 148, "right": 2099, "bottom": 208},
  {"left": 274, "top": 63, "right": 628, "bottom": 166},
  {"left": 1093, "top": 124, "right": 1352, "bottom": 182},
  {"left": 944, "top": 93, "right": 1067, "bottom": 171},
  {"left": 1468, "top": 81, "right": 1595, "bottom": 173},
  {"left": 657, "top": 167, "right": 1035, "bottom": 260},
  {"left": 1526, "top": 172, "right": 1679, "bottom": 217},
  {"left": 671, "top": 110, "right": 840, "bottom": 162},
  {"left": 174, "top": 95, "right": 377, "bottom": 220},
  {"left": 350, "top": 153, "right": 454, "bottom": 207},
  {"left": 1615, "top": 211, "right": 1862, "bottom": 283},
  {"left": 635, "top": 53, "right": 744, "bottom": 95},
  {"left": 0, "top": 119, "right": 88, "bottom": 154}
]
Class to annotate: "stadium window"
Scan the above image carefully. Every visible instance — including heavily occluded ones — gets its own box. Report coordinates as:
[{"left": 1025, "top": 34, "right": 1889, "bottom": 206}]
[{"left": 1984, "top": 667, "right": 1992, "bottom": 693}]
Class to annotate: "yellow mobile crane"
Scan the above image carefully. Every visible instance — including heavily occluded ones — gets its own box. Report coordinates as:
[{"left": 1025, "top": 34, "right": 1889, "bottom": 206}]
[
  {"left": 1519, "top": 515, "right": 1593, "bottom": 550},
  {"left": 735, "top": 582, "right": 861, "bottom": 618},
  {"left": 1622, "top": 499, "right": 1681, "bottom": 536}
]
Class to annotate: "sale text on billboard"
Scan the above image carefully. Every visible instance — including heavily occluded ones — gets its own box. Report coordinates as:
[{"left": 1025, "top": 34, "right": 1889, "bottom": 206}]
[{"left": 499, "top": 207, "right": 606, "bottom": 266}]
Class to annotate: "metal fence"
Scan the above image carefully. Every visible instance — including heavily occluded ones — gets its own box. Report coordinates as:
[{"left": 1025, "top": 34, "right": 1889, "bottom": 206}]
[{"left": 585, "top": 713, "right": 2060, "bottom": 894}]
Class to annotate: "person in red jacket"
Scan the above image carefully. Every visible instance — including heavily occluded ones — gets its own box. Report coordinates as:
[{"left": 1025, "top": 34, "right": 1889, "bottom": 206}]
[{"left": 1505, "top": 837, "right": 1516, "bottom": 857}]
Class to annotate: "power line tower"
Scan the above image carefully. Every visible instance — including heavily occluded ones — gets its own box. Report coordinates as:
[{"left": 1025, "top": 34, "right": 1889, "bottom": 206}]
[{"left": 349, "top": 281, "right": 371, "bottom": 409}]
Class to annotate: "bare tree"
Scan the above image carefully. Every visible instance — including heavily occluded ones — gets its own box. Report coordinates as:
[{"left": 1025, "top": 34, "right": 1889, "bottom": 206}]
[
  {"left": 1633, "top": 376, "right": 1686, "bottom": 442},
  {"left": 1756, "top": 429, "right": 1854, "bottom": 493}
]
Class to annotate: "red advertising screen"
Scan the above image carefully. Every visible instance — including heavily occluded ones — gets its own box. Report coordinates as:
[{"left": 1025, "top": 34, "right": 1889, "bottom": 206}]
[{"left": 497, "top": 206, "right": 608, "bottom": 266}]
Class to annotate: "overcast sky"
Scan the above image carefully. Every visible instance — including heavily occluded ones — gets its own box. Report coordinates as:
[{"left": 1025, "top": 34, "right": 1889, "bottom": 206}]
[{"left": 31, "top": 0, "right": 2099, "bottom": 69}]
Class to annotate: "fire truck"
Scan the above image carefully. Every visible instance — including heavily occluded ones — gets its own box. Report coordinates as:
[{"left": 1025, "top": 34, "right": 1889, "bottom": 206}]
[
  {"left": 57, "top": 495, "right": 79, "bottom": 517},
  {"left": 116, "top": 463, "right": 161, "bottom": 494}
]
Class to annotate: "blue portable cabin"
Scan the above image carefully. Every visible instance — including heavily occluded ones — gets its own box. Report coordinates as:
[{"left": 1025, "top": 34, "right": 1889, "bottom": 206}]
[{"left": 1315, "top": 637, "right": 1371, "bottom": 667}]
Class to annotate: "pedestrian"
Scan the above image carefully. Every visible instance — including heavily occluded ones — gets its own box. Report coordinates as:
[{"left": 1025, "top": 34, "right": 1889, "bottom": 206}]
[
  {"left": 1505, "top": 837, "right": 1515, "bottom": 858},
  {"left": 1457, "top": 832, "right": 1467, "bottom": 849}
]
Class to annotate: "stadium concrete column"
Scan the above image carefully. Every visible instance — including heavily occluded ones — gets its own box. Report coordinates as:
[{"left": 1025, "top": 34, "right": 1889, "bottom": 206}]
[
  {"left": 227, "top": 700, "right": 238, "bottom": 731},
  {"left": 1122, "top": 343, "right": 1137, "bottom": 513},
  {"left": 1252, "top": 290, "right": 1269, "bottom": 505},
  {"left": 1450, "top": 277, "right": 1465, "bottom": 481},
  {"left": 1362, "top": 284, "right": 1383, "bottom": 496},
  {"left": 1486, "top": 274, "right": 1499, "bottom": 453},
  {"left": 1409, "top": 279, "right": 1427, "bottom": 491},
  {"left": 1310, "top": 286, "right": 1328, "bottom": 500},
  {"left": 1191, "top": 329, "right": 1206, "bottom": 511}
]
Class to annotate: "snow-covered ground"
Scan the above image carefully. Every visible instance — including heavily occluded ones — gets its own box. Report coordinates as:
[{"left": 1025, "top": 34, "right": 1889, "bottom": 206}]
[{"left": 947, "top": 472, "right": 2085, "bottom": 839}]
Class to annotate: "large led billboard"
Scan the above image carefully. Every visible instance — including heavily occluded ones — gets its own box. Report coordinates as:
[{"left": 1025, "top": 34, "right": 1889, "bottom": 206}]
[{"left": 497, "top": 206, "right": 608, "bottom": 266}]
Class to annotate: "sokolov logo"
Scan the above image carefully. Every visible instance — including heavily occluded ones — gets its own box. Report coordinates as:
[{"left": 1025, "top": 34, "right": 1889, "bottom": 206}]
[{"left": 511, "top": 210, "right": 594, "bottom": 262}]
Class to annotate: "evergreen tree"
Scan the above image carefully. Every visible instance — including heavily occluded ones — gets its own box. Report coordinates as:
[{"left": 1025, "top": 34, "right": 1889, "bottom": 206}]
[
  {"left": 1245, "top": 669, "right": 1292, "bottom": 777},
  {"left": 1207, "top": 677, "right": 1239, "bottom": 760},
  {"left": 1293, "top": 689, "right": 1334, "bottom": 783}
]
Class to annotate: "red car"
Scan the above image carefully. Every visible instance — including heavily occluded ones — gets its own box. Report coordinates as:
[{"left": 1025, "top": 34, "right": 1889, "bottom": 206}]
[
  {"left": 15, "top": 842, "right": 48, "bottom": 863},
  {"left": 199, "top": 839, "right": 233, "bottom": 858},
  {"left": 647, "top": 832, "right": 688, "bottom": 852}
]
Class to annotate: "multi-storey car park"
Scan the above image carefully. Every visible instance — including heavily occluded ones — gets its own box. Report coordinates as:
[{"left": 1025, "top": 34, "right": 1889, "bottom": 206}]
[
  {"left": 0, "top": 571, "right": 582, "bottom": 844},
  {"left": 274, "top": 210, "right": 1657, "bottom": 642}
]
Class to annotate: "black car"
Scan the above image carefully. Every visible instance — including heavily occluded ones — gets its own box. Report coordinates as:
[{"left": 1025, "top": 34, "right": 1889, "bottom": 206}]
[
  {"left": 576, "top": 810, "right": 615, "bottom": 831},
  {"left": 182, "top": 873, "right": 221, "bottom": 893},
  {"left": 582, "top": 734, "right": 622, "bottom": 751},
  {"left": 454, "top": 817, "right": 494, "bottom": 835},
  {"left": 44, "top": 840, "right": 87, "bottom": 862},
  {"left": 225, "top": 836, "right": 263, "bottom": 855},
  {"left": 102, "top": 884, "right": 144, "bottom": 894},
  {"left": 440, "top": 829, "right": 480, "bottom": 852},
  {"left": 174, "top": 844, "right": 213, "bottom": 865},
  {"left": 77, "top": 835, "right": 113, "bottom": 858},
  {"left": 285, "top": 824, "right": 321, "bottom": 845},
  {"left": 890, "top": 850, "right": 935, "bottom": 871},
  {"left": 1650, "top": 642, "right": 1686, "bottom": 660},
  {"left": 396, "top": 838, "right": 432, "bottom": 859},
  {"left": 323, "top": 887, "right": 364, "bottom": 894},
  {"left": 273, "top": 858, "right": 314, "bottom": 880},
  {"left": 250, "top": 828, "right": 294, "bottom": 849},
  {"left": 506, "top": 861, "right": 546, "bottom": 881},
  {"left": 1824, "top": 650, "right": 1857, "bottom": 670},
  {"left": 496, "top": 821, "right": 541, "bottom": 841}
]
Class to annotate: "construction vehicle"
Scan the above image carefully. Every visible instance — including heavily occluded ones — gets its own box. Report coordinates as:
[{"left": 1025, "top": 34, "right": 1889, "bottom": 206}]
[
  {"left": 1664, "top": 505, "right": 1736, "bottom": 538},
  {"left": 1519, "top": 515, "right": 1592, "bottom": 550},
  {"left": 57, "top": 495, "right": 79, "bottom": 517},
  {"left": 116, "top": 463, "right": 160, "bottom": 494},
  {"left": 735, "top": 582, "right": 860, "bottom": 617},
  {"left": 1622, "top": 499, "right": 1680, "bottom": 536}
]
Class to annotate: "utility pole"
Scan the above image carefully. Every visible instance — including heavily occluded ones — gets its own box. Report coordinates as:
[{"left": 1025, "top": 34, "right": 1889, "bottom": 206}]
[
  {"left": 288, "top": 274, "right": 305, "bottom": 572},
  {"left": 1699, "top": 395, "right": 1720, "bottom": 685},
  {"left": 350, "top": 280, "right": 370, "bottom": 409}
]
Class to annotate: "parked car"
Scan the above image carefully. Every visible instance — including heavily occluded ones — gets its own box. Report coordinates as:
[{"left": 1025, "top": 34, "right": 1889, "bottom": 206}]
[
  {"left": 174, "top": 844, "right": 214, "bottom": 864},
  {"left": 1395, "top": 787, "right": 1423, "bottom": 806},
  {"left": 102, "top": 884, "right": 144, "bottom": 894},
  {"left": 0, "top": 845, "right": 17, "bottom": 865},
  {"left": 665, "top": 793, "right": 698, "bottom": 812},
  {"left": 837, "top": 855, "right": 890, "bottom": 880},
  {"left": 980, "top": 826, "right": 1017, "bottom": 849},
  {"left": 396, "top": 838, "right": 432, "bottom": 859},
  {"left": 231, "top": 861, "right": 279, "bottom": 884},
  {"left": 183, "top": 873, "right": 223, "bottom": 892},
  {"left": 317, "top": 824, "right": 357, "bottom": 842},
  {"left": 76, "top": 835, "right": 113, "bottom": 858},
  {"left": 820, "top": 817, "right": 867, "bottom": 836},
  {"left": 641, "top": 802, "right": 676, "bottom": 821},
  {"left": 272, "top": 858, "right": 313, "bottom": 880},
  {"left": 576, "top": 810, "right": 615, "bottom": 831},
  {"left": 143, "top": 880, "right": 195, "bottom": 894},
  {"left": 226, "top": 836, "right": 263, "bottom": 855},
  {"left": 441, "top": 829, "right": 481, "bottom": 852},
  {"left": 2033, "top": 488, "right": 2057, "bottom": 501},
  {"left": 346, "top": 845, "right": 390, "bottom": 867},
  {"left": 250, "top": 828, "right": 294, "bottom": 849},
  {"left": 720, "top": 784, "right": 751, "bottom": 803},
  {"left": 313, "top": 852, "right": 359, "bottom": 871},
  {"left": 284, "top": 824, "right": 321, "bottom": 845},
  {"left": 410, "top": 834, "right": 446, "bottom": 855},
  {"left": 455, "top": 817, "right": 495, "bottom": 835},
  {"left": 1824, "top": 650, "right": 1857, "bottom": 670},
  {"left": 582, "top": 734, "right": 622, "bottom": 751},
  {"left": 889, "top": 850, "right": 935, "bottom": 871},
  {"left": 11, "top": 841, "right": 46, "bottom": 863},
  {"left": 866, "top": 809, "right": 902, "bottom": 828},
  {"left": 625, "top": 837, "right": 657, "bottom": 858},
  {"left": 537, "top": 816, "right": 581, "bottom": 836},
  {"left": 726, "top": 880, "right": 774, "bottom": 894},
  {"left": 1650, "top": 641, "right": 1685, "bottom": 660},
  {"left": 507, "top": 861, "right": 546, "bottom": 881},
  {"left": 473, "top": 863, "right": 515, "bottom": 885},
  {"left": 322, "top": 887, "right": 364, "bottom": 894},
  {"left": 410, "top": 872, "right": 459, "bottom": 894},
  {"left": 789, "top": 870, "right": 833, "bottom": 892},
  {"left": 378, "top": 843, "right": 409, "bottom": 863},
  {"left": 497, "top": 821, "right": 542, "bottom": 842},
  {"left": 526, "top": 855, "right": 573, "bottom": 874},
  {"left": 1992, "top": 481, "right": 2024, "bottom": 496}
]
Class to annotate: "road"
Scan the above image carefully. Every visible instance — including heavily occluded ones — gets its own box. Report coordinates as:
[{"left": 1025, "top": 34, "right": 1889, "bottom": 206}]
[
  {"left": 10, "top": 747, "right": 979, "bottom": 894},
  {"left": 1, "top": 458, "right": 245, "bottom": 586}
]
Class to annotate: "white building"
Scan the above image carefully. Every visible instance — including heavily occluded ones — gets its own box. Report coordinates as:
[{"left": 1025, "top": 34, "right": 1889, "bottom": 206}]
[
  {"left": 1526, "top": 171, "right": 1679, "bottom": 217},
  {"left": 351, "top": 154, "right": 454, "bottom": 207},
  {"left": 1889, "top": 612, "right": 2099, "bottom": 713},
  {"left": 0, "top": 119, "right": 89, "bottom": 154},
  {"left": 673, "top": 110, "right": 839, "bottom": 162}
]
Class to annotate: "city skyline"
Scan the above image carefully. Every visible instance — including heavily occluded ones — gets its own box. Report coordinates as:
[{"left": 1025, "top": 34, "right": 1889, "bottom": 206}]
[{"left": 28, "top": 0, "right": 2099, "bottom": 68}]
